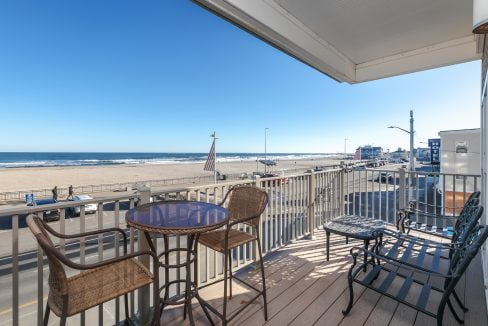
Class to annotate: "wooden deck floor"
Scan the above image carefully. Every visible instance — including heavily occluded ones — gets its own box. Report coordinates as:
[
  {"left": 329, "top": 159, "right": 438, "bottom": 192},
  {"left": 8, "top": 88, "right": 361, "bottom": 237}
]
[{"left": 161, "top": 228, "right": 488, "bottom": 326}]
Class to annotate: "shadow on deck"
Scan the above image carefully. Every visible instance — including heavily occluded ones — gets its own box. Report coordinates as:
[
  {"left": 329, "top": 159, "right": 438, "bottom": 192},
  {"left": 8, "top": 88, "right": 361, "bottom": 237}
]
[{"left": 162, "top": 228, "right": 488, "bottom": 326}]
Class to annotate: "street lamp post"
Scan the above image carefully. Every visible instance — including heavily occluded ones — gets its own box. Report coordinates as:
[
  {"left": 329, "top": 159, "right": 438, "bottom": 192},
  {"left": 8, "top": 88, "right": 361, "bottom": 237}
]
[
  {"left": 388, "top": 110, "right": 415, "bottom": 172},
  {"left": 388, "top": 110, "right": 415, "bottom": 199},
  {"left": 409, "top": 110, "right": 414, "bottom": 173}
]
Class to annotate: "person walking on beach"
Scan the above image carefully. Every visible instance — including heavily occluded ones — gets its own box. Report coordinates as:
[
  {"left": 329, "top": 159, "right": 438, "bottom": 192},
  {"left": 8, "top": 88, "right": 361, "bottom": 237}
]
[
  {"left": 52, "top": 186, "right": 58, "bottom": 202},
  {"left": 67, "top": 185, "right": 74, "bottom": 200}
]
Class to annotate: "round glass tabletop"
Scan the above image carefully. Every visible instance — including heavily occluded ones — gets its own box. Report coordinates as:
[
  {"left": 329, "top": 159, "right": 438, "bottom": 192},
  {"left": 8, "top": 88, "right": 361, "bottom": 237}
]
[{"left": 126, "top": 201, "right": 229, "bottom": 234}]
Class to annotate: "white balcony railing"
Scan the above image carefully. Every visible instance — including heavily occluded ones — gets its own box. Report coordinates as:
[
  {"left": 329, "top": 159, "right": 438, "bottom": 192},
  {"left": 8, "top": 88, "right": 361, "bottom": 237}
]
[{"left": 0, "top": 167, "right": 479, "bottom": 325}]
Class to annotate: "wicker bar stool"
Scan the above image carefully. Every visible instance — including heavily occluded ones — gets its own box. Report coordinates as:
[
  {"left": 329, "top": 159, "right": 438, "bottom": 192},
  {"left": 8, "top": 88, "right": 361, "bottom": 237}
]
[
  {"left": 198, "top": 185, "right": 268, "bottom": 325},
  {"left": 26, "top": 215, "right": 160, "bottom": 326}
]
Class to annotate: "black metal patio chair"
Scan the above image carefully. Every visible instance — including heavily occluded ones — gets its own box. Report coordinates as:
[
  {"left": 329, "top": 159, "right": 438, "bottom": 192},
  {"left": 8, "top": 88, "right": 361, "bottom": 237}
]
[
  {"left": 342, "top": 224, "right": 488, "bottom": 326},
  {"left": 374, "top": 204, "right": 483, "bottom": 313},
  {"left": 397, "top": 191, "right": 480, "bottom": 238},
  {"left": 379, "top": 202, "right": 483, "bottom": 271}
]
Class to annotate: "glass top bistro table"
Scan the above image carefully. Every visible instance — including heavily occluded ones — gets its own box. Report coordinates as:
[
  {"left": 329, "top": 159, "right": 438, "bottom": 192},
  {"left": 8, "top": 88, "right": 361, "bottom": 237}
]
[{"left": 126, "top": 200, "right": 229, "bottom": 325}]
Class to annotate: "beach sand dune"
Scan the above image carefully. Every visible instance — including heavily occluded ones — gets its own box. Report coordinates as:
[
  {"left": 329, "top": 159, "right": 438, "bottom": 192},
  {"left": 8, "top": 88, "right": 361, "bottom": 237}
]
[{"left": 0, "top": 158, "right": 342, "bottom": 192}]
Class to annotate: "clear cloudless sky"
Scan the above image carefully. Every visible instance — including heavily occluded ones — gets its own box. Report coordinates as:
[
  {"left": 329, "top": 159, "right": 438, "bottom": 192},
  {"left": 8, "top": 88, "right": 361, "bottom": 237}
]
[{"left": 0, "top": 0, "right": 481, "bottom": 153}]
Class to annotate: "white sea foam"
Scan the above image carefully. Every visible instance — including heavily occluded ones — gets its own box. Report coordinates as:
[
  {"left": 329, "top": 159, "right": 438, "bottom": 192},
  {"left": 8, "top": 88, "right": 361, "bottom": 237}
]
[{"left": 0, "top": 153, "right": 338, "bottom": 168}]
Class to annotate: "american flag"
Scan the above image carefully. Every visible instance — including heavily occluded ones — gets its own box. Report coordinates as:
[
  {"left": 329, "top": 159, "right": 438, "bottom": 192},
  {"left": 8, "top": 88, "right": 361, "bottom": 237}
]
[{"left": 204, "top": 137, "right": 216, "bottom": 172}]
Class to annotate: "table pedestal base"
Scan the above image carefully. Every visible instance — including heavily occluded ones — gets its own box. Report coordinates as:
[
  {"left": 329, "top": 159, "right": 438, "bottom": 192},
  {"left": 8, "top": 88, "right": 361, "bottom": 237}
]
[{"left": 144, "top": 232, "right": 214, "bottom": 326}]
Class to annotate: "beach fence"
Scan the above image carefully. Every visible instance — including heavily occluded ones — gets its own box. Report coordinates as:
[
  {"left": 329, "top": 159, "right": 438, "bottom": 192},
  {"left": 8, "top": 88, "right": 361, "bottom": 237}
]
[
  {"left": 0, "top": 175, "right": 227, "bottom": 202},
  {"left": 0, "top": 164, "right": 349, "bottom": 203}
]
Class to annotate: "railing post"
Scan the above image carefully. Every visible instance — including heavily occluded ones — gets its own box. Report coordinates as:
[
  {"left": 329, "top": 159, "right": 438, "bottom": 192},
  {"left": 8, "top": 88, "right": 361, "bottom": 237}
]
[
  {"left": 340, "top": 169, "right": 345, "bottom": 216},
  {"left": 308, "top": 172, "right": 316, "bottom": 239},
  {"left": 137, "top": 185, "right": 152, "bottom": 325},
  {"left": 398, "top": 168, "right": 406, "bottom": 215},
  {"left": 252, "top": 177, "right": 261, "bottom": 268}
]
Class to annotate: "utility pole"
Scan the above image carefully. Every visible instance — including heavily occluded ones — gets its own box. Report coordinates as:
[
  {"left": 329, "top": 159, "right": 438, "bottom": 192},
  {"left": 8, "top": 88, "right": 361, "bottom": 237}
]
[
  {"left": 388, "top": 110, "right": 415, "bottom": 172},
  {"left": 387, "top": 110, "right": 416, "bottom": 199},
  {"left": 409, "top": 110, "right": 415, "bottom": 173}
]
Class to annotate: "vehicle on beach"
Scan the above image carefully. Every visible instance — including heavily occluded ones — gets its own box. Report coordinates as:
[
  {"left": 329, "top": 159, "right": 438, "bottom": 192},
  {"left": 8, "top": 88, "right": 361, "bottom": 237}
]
[
  {"left": 305, "top": 166, "right": 326, "bottom": 173},
  {"left": 67, "top": 195, "right": 98, "bottom": 216},
  {"left": 216, "top": 171, "right": 227, "bottom": 181}
]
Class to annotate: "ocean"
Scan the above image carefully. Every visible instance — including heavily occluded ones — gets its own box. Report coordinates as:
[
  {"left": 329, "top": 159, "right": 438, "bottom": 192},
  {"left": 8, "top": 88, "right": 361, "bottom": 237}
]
[{"left": 0, "top": 152, "right": 338, "bottom": 168}]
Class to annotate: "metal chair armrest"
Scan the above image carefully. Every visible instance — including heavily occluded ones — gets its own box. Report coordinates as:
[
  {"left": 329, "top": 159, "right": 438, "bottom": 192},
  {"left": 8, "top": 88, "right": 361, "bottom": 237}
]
[{"left": 349, "top": 246, "right": 456, "bottom": 278}]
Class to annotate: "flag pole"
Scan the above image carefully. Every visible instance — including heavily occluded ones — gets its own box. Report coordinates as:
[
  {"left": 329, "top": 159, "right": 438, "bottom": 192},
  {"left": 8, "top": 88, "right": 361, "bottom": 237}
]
[{"left": 213, "top": 131, "right": 217, "bottom": 184}]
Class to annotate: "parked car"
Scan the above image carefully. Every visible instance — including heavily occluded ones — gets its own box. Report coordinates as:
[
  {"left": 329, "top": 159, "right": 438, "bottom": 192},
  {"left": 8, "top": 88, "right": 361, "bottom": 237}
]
[
  {"left": 375, "top": 172, "right": 392, "bottom": 182},
  {"left": 29, "top": 198, "right": 60, "bottom": 222},
  {"left": 68, "top": 195, "right": 97, "bottom": 216}
]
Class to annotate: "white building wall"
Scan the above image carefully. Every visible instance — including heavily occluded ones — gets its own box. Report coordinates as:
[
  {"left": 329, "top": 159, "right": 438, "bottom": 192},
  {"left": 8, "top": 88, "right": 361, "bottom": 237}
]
[{"left": 481, "top": 34, "right": 488, "bottom": 315}]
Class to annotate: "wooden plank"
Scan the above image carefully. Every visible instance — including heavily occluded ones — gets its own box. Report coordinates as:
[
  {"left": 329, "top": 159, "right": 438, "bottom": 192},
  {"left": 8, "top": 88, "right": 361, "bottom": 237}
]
[
  {"left": 363, "top": 264, "right": 408, "bottom": 326},
  {"left": 463, "top": 253, "right": 488, "bottom": 326},
  {"left": 338, "top": 271, "right": 390, "bottom": 326},
  {"left": 265, "top": 264, "right": 345, "bottom": 325},
  {"left": 166, "top": 232, "right": 334, "bottom": 325},
  {"left": 229, "top": 247, "right": 343, "bottom": 325},
  {"left": 290, "top": 281, "right": 366, "bottom": 326},
  {"left": 160, "top": 228, "right": 486, "bottom": 326},
  {"left": 161, "top": 237, "right": 314, "bottom": 324},
  {"left": 238, "top": 250, "right": 349, "bottom": 325}
]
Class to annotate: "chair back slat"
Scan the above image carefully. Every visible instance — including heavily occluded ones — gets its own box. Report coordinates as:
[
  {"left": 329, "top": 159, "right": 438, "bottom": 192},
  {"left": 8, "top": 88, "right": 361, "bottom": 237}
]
[
  {"left": 447, "top": 223, "right": 488, "bottom": 288},
  {"left": 227, "top": 186, "right": 268, "bottom": 228},
  {"left": 452, "top": 204, "right": 483, "bottom": 245},
  {"left": 453, "top": 193, "right": 480, "bottom": 231},
  {"left": 26, "top": 215, "right": 69, "bottom": 296}
]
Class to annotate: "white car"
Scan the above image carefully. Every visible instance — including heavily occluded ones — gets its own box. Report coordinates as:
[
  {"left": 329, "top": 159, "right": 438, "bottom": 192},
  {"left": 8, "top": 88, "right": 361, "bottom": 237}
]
[{"left": 69, "top": 195, "right": 98, "bottom": 216}]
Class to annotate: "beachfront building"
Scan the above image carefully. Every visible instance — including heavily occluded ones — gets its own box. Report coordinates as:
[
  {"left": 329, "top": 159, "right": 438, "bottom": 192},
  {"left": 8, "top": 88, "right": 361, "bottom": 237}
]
[
  {"left": 390, "top": 148, "right": 409, "bottom": 162},
  {"left": 414, "top": 148, "right": 431, "bottom": 162},
  {"left": 2, "top": 1, "right": 488, "bottom": 326},
  {"left": 353, "top": 145, "right": 383, "bottom": 160}
]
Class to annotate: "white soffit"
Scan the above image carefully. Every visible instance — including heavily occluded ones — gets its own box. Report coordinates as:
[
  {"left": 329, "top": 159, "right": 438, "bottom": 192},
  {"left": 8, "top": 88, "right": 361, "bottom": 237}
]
[{"left": 193, "top": 0, "right": 483, "bottom": 83}]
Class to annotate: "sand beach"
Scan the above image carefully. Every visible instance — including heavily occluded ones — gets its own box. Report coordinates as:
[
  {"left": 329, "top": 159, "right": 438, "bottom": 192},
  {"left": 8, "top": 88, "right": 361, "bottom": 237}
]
[{"left": 0, "top": 157, "right": 342, "bottom": 193}]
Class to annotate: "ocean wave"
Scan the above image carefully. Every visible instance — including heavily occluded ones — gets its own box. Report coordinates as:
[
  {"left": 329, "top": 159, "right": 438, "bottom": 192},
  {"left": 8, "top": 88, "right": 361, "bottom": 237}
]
[{"left": 0, "top": 153, "right": 338, "bottom": 168}]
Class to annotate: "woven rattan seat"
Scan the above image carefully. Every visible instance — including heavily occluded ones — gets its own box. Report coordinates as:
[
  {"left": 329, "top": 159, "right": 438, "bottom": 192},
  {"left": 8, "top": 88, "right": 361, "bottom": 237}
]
[
  {"left": 199, "top": 228, "right": 257, "bottom": 252},
  {"left": 49, "top": 258, "right": 153, "bottom": 316},
  {"left": 26, "top": 215, "right": 160, "bottom": 326},
  {"left": 197, "top": 185, "right": 269, "bottom": 324}
]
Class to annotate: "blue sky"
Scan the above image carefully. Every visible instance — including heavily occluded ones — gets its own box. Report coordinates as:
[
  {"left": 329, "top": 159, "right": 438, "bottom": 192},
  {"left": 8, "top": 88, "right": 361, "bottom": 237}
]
[{"left": 0, "top": 1, "right": 481, "bottom": 153}]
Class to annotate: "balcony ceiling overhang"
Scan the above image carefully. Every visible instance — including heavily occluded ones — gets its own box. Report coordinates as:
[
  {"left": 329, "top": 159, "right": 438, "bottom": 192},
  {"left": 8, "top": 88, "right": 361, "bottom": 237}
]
[{"left": 193, "top": 0, "right": 484, "bottom": 84}]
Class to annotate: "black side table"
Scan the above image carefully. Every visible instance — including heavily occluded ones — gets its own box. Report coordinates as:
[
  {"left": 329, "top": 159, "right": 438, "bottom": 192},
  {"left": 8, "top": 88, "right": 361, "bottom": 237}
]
[{"left": 323, "top": 215, "right": 385, "bottom": 269}]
